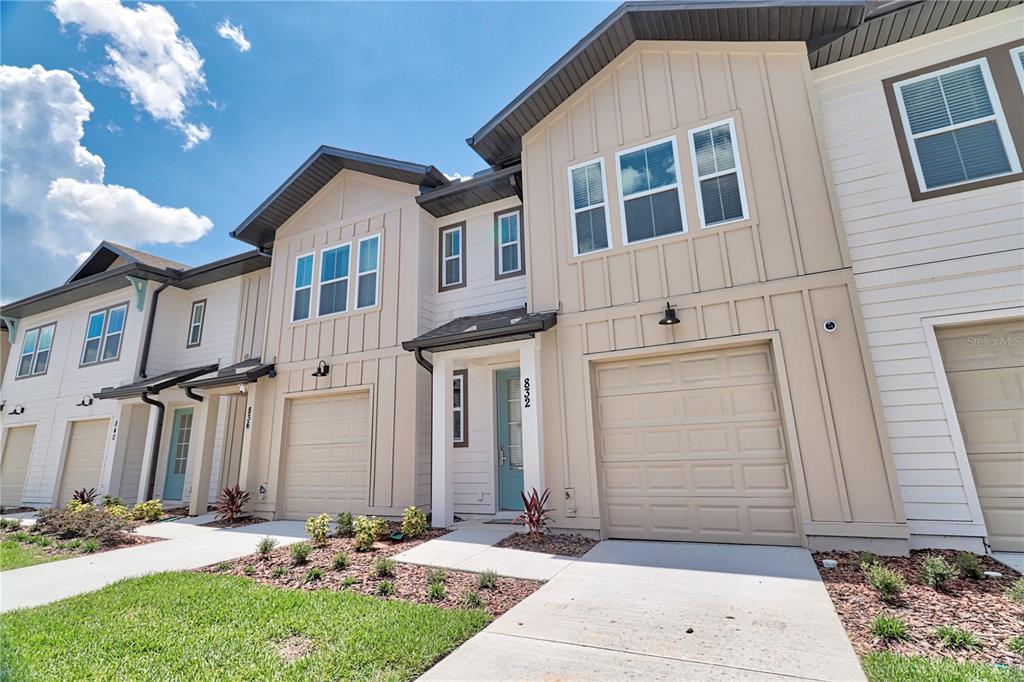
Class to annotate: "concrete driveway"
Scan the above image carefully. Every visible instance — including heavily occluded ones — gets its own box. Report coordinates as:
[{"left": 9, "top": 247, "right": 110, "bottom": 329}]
[{"left": 422, "top": 541, "right": 863, "bottom": 681}]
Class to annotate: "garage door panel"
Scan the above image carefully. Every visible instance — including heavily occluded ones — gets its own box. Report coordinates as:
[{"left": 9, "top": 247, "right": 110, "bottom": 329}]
[
  {"left": 947, "top": 366, "right": 1023, "bottom": 412},
  {"left": 604, "top": 496, "right": 799, "bottom": 545},
  {"left": 601, "top": 420, "right": 785, "bottom": 462},
  {"left": 58, "top": 419, "right": 109, "bottom": 506},
  {"left": 1, "top": 426, "right": 36, "bottom": 507},
  {"left": 602, "top": 458, "right": 793, "bottom": 498},
  {"left": 958, "top": 410, "right": 1023, "bottom": 454},
  {"left": 968, "top": 452, "right": 1024, "bottom": 498},
  {"left": 937, "top": 322, "right": 1023, "bottom": 373}
]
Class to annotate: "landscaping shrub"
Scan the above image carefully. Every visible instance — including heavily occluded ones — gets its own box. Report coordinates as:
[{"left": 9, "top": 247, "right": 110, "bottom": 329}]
[
  {"left": 858, "top": 551, "right": 879, "bottom": 569},
  {"left": 101, "top": 495, "right": 122, "bottom": 508},
  {"left": 331, "top": 552, "right": 350, "bottom": 570},
  {"left": 290, "top": 542, "right": 312, "bottom": 565},
  {"left": 1006, "top": 577, "right": 1024, "bottom": 604},
  {"left": 81, "top": 539, "right": 99, "bottom": 554},
  {"left": 353, "top": 516, "right": 387, "bottom": 552},
  {"left": 956, "top": 552, "right": 983, "bottom": 580},
  {"left": 72, "top": 487, "right": 98, "bottom": 505},
  {"left": 870, "top": 614, "right": 909, "bottom": 641},
  {"left": 256, "top": 536, "right": 278, "bottom": 558},
  {"left": 864, "top": 563, "right": 905, "bottom": 602},
  {"left": 271, "top": 567, "right": 287, "bottom": 578},
  {"left": 934, "top": 625, "right": 979, "bottom": 650},
  {"left": 373, "top": 557, "right": 396, "bottom": 578},
  {"left": 305, "top": 567, "right": 324, "bottom": 583},
  {"left": 476, "top": 569, "right": 498, "bottom": 590},
  {"left": 335, "top": 511, "right": 354, "bottom": 537},
  {"left": 65, "top": 499, "right": 87, "bottom": 513},
  {"left": 920, "top": 555, "right": 959, "bottom": 590},
  {"left": 342, "top": 576, "right": 357, "bottom": 587},
  {"left": 377, "top": 580, "right": 394, "bottom": 596},
  {"left": 214, "top": 485, "right": 250, "bottom": 523},
  {"left": 305, "top": 514, "right": 331, "bottom": 546},
  {"left": 131, "top": 500, "right": 163, "bottom": 522},
  {"left": 401, "top": 506, "right": 428, "bottom": 538},
  {"left": 0, "top": 518, "right": 21, "bottom": 531},
  {"left": 427, "top": 582, "right": 446, "bottom": 601},
  {"left": 64, "top": 539, "right": 81, "bottom": 550},
  {"left": 35, "top": 505, "right": 132, "bottom": 545},
  {"left": 8, "top": 531, "right": 29, "bottom": 543},
  {"left": 461, "top": 590, "right": 483, "bottom": 608},
  {"left": 105, "top": 504, "right": 132, "bottom": 521},
  {"left": 214, "top": 562, "right": 231, "bottom": 572},
  {"left": 1009, "top": 635, "right": 1024, "bottom": 656},
  {"left": 243, "top": 565, "right": 255, "bottom": 576},
  {"left": 514, "top": 488, "right": 553, "bottom": 541},
  {"left": 427, "top": 568, "right": 447, "bottom": 586}
]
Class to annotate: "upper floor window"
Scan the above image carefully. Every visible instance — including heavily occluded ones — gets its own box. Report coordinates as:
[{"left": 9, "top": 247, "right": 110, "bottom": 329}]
[
  {"left": 893, "top": 58, "right": 1019, "bottom": 192},
  {"left": 439, "top": 223, "right": 465, "bottom": 291},
  {"left": 452, "top": 369, "right": 467, "bottom": 447},
  {"left": 494, "top": 208, "right": 524, "bottom": 278},
  {"left": 186, "top": 300, "right": 205, "bottom": 348},
  {"left": 81, "top": 303, "right": 127, "bottom": 366},
  {"left": 17, "top": 323, "right": 55, "bottom": 378},
  {"left": 616, "top": 137, "right": 686, "bottom": 244},
  {"left": 689, "top": 119, "right": 749, "bottom": 228},
  {"left": 318, "top": 244, "right": 350, "bottom": 317},
  {"left": 356, "top": 235, "right": 380, "bottom": 309},
  {"left": 1011, "top": 46, "right": 1024, "bottom": 89},
  {"left": 568, "top": 159, "right": 611, "bottom": 255},
  {"left": 292, "top": 253, "right": 314, "bottom": 322}
]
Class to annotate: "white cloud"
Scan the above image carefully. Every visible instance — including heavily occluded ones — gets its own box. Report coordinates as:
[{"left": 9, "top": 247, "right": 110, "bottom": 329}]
[
  {"left": 216, "top": 19, "right": 250, "bottom": 52},
  {"left": 0, "top": 65, "right": 213, "bottom": 301},
  {"left": 51, "top": 0, "right": 210, "bottom": 149}
]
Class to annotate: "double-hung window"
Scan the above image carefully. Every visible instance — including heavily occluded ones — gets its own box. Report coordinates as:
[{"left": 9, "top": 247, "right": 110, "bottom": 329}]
[
  {"left": 356, "top": 235, "right": 380, "bottom": 309},
  {"left": 495, "top": 208, "right": 524, "bottom": 278},
  {"left": 568, "top": 159, "right": 611, "bottom": 255},
  {"left": 1011, "top": 46, "right": 1024, "bottom": 90},
  {"left": 186, "top": 300, "right": 205, "bottom": 348},
  {"left": 893, "top": 58, "right": 1019, "bottom": 191},
  {"left": 16, "top": 323, "right": 55, "bottom": 378},
  {"left": 81, "top": 303, "right": 127, "bottom": 365},
  {"left": 318, "top": 244, "right": 350, "bottom": 317},
  {"left": 617, "top": 137, "right": 686, "bottom": 244},
  {"left": 292, "top": 253, "right": 314, "bottom": 322},
  {"left": 452, "top": 369, "right": 468, "bottom": 447},
  {"left": 439, "top": 224, "right": 465, "bottom": 291},
  {"left": 689, "top": 119, "right": 748, "bottom": 227}
]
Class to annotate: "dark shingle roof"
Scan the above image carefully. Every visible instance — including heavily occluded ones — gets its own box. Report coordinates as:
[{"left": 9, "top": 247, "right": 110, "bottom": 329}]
[
  {"left": 94, "top": 364, "right": 218, "bottom": 399},
  {"left": 403, "top": 306, "right": 557, "bottom": 353}
]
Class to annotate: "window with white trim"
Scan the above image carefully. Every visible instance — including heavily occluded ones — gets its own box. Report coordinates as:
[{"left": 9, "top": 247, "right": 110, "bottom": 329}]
[
  {"left": 356, "top": 235, "right": 380, "bottom": 309},
  {"left": 689, "top": 119, "right": 748, "bottom": 227},
  {"left": 17, "top": 323, "right": 55, "bottom": 378},
  {"left": 81, "top": 303, "right": 127, "bottom": 365},
  {"left": 894, "top": 58, "right": 1019, "bottom": 191},
  {"left": 495, "top": 209, "right": 523, "bottom": 277},
  {"left": 292, "top": 253, "right": 314, "bottom": 322},
  {"left": 186, "top": 300, "right": 205, "bottom": 348},
  {"left": 617, "top": 137, "right": 686, "bottom": 244},
  {"left": 452, "top": 369, "right": 467, "bottom": 447},
  {"left": 318, "top": 244, "right": 350, "bottom": 317},
  {"left": 1011, "top": 46, "right": 1024, "bottom": 90},
  {"left": 440, "top": 224, "right": 464, "bottom": 289},
  {"left": 568, "top": 159, "right": 611, "bottom": 255}
]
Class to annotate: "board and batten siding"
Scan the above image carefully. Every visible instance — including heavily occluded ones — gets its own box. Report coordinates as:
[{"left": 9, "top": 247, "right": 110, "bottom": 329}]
[
  {"left": 521, "top": 40, "right": 906, "bottom": 547},
  {"left": 812, "top": 8, "right": 1024, "bottom": 547}
]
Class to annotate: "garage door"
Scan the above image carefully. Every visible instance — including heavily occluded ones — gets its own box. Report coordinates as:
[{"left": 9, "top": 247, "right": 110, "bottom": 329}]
[
  {"left": 280, "top": 392, "right": 370, "bottom": 519},
  {"left": 57, "top": 419, "right": 110, "bottom": 506},
  {"left": 1, "top": 426, "right": 36, "bottom": 508},
  {"left": 596, "top": 345, "right": 800, "bottom": 545},
  {"left": 937, "top": 320, "right": 1024, "bottom": 552}
]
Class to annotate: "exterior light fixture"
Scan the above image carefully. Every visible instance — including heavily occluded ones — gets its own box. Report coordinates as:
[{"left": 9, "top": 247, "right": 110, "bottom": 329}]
[
  {"left": 658, "top": 302, "right": 680, "bottom": 326},
  {"left": 238, "top": 383, "right": 248, "bottom": 395},
  {"left": 76, "top": 395, "right": 94, "bottom": 407},
  {"left": 311, "top": 360, "right": 330, "bottom": 378},
  {"left": 8, "top": 404, "right": 25, "bottom": 415}
]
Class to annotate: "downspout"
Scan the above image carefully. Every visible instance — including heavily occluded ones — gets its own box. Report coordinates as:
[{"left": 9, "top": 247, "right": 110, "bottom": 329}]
[
  {"left": 140, "top": 390, "right": 165, "bottom": 500},
  {"left": 414, "top": 348, "right": 433, "bottom": 374},
  {"left": 139, "top": 277, "right": 173, "bottom": 379},
  {"left": 183, "top": 387, "right": 204, "bottom": 402}
]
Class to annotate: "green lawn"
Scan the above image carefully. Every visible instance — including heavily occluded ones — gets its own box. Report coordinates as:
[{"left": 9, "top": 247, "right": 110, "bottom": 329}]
[
  {"left": 863, "top": 652, "right": 1024, "bottom": 682},
  {"left": 0, "top": 572, "right": 490, "bottom": 681},
  {"left": 0, "top": 539, "right": 59, "bottom": 571}
]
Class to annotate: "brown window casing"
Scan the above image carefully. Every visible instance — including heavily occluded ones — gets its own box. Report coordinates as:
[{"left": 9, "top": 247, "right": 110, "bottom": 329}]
[
  {"left": 453, "top": 369, "right": 468, "bottom": 448},
  {"left": 79, "top": 302, "right": 129, "bottom": 368},
  {"left": 883, "top": 40, "right": 1024, "bottom": 202},
  {"left": 438, "top": 222, "right": 467, "bottom": 292},
  {"left": 493, "top": 206, "right": 526, "bottom": 280},
  {"left": 14, "top": 322, "right": 57, "bottom": 380},
  {"left": 186, "top": 299, "right": 206, "bottom": 348}
]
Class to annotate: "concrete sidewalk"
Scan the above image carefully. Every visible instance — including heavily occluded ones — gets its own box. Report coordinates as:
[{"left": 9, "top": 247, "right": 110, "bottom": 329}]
[
  {"left": 421, "top": 541, "right": 864, "bottom": 681},
  {"left": 0, "top": 518, "right": 307, "bottom": 612}
]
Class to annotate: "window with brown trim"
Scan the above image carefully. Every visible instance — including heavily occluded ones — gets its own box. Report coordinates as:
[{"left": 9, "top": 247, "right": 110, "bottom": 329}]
[
  {"left": 452, "top": 369, "right": 468, "bottom": 447},
  {"left": 186, "top": 299, "right": 206, "bottom": 348},
  {"left": 438, "top": 223, "right": 466, "bottom": 291},
  {"left": 494, "top": 207, "right": 525, "bottom": 279},
  {"left": 883, "top": 41, "right": 1024, "bottom": 201},
  {"left": 16, "top": 322, "right": 56, "bottom": 379}
]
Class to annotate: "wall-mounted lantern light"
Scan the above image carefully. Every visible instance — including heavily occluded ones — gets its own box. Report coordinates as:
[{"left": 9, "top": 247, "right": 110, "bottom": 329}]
[
  {"left": 311, "top": 360, "right": 330, "bottom": 378},
  {"left": 76, "top": 395, "right": 94, "bottom": 407},
  {"left": 238, "top": 383, "right": 248, "bottom": 395},
  {"left": 8, "top": 404, "right": 25, "bottom": 416},
  {"left": 658, "top": 302, "right": 680, "bottom": 326}
]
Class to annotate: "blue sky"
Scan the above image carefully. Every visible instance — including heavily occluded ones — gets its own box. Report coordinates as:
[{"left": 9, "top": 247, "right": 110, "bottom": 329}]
[{"left": 1, "top": 1, "right": 616, "bottom": 301}]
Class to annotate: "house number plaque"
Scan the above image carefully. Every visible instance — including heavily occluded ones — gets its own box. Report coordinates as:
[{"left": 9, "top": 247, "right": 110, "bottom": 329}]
[
  {"left": 245, "top": 406, "right": 253, "bottom": 430},
  {"left": 523, "top": 377, "right": 532, "bottom": 408}
]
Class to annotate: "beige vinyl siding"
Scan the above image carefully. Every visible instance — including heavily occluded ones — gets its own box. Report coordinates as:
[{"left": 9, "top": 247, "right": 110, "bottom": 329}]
[
  {"left": 1, "top": 426, "right": 35, "bottom": 507},
  {"left": 116, "top": 404, "right": 150, "bottom": 505},
  {"left": 56, "top": 418, "right": 110, "bottom": 505},
  {"left": 812, "top": 8, "right": 1024, "bottom": 543}
]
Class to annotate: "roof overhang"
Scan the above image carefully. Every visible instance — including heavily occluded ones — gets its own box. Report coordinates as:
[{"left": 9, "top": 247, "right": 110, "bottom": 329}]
[
  {"left": 177, "top": 359, "right": 276, "bottom": 390},
  {"left": 417, "top": 164, "right": 523, "bottom": 218},
  {"left": 94, "top": 364, "right": 218, "bottom": 400},
  {"left": 1, "top": 264, "right": 173, "bottom": 320},
  {"left": 403, "top": 307, "right": 557, "bottom": 354},
  {"left": 173, "top": 250, "right": 270, "bottom": 290}
]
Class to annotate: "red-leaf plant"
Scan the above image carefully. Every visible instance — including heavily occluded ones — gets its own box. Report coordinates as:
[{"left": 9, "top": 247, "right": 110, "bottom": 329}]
[
  {"left": 72, "top": 487, "right": 98, "bottom": 505},
  {"left": 514, "top": 488, "right": 554, "bottom": 541},
  {"left": 214, "top": 484, "right": 250, "bottom": 523}
]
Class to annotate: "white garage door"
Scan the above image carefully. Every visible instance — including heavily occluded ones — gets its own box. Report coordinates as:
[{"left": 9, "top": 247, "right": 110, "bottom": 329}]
[
  {"left": 57, "top": 419, "right": 110, "bottom": 505},
  {"left": 596, "top": 345, "right": 800, "bottom": 545},
  {"left": 1, "top": 426, "right": 36, "bottom": 508},
  {"left": 938, "top": 320, "right": 1024, "bottom": 553},
  {"left": 280, "top": 392, "right": 370, "bottom": 519}
]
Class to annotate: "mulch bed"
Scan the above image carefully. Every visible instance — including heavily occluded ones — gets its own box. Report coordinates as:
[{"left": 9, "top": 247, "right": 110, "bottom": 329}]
[
  {"left": 199, "top": 516, "right": 266, "bottom": 529},
  {"left": 1, "top": 525, "right": 160, "bottom": 561},
  {"left": 815, "top": 550, "right": 1024, "bottom": 667},
  {"left": 198, "top": 525, "right": 541, "bottom": 617},
  {"left": 495, "top": 531, "right": 599, "bottom": 557},
  {"left": 0, "top": 507, "right": 36, "bottom": 514}
]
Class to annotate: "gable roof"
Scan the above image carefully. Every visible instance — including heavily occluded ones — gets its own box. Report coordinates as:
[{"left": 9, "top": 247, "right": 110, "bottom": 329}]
[
  {"left": 467, "top": 0, "right": 1020, "bottom": 168},
  {"left": 67, "top": 241, "right": 190, "bottom": 283},
  {"left": 231, "top": 146, "right": 451, "bottom": 247}
]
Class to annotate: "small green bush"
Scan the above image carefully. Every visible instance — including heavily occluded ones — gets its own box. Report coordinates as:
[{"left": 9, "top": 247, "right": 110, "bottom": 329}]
[
  {"left": 935, "top": 625, "right": 979, "bottom": 650},
  {"left": 65, "top": 499, "right": 87, "bottom": 513},
  {"left": 353, "top": 515, "right": 387, "bottom": 552},
  {"left": 214, "top": 562, "right": 231, "bottom": 572},
  {"left": 342, "top": 576, "right": 357, "bottom": 587},
  {"left": 105, "top": 504, "right": 132, "bottom": 521},
  {"left": 64, "top": 539, "right": 81, "bottom": 550},
  {"left": 401, "top": 506, "right": 428, "bottom": 539},
  {"left": 427, "top": 568, "right": 447, "bottom": 586},
  {"left": 131, "top": 500, "right": 163, "bottom": 522},
  {"left": 305, "top": 514, "right": 331, "bottom": 546},
  {"left": 373, "top": 557, "right": 396, "bottom": 578},
  {"left": 956, "top": 553, "right": 983, "bottom": 580},
  {"left": 336, "top": 511, "right": 354, "bottom": 537},
  {"left": 101, "top": 495, "right": 122, "bottom": 508},
  {"left": 376, "top": 580, "right": 394, "bottom": 596},
  {"left": 332, "top": 552, "right": 350, "bottom": 570},
  {"left": 858, "top": 551, "right": 879, "bottom": 569},
  {"left": 81, "top": 539, "right": 99, "bottom": 554},
  {"left": 242, "top": 565, "right": 255, "bottom": 576},
  {"left": 476, "top": 569, "right": 498, "bottom": 590},
  {"left": 8, "top": 530, "right": 29, "bottom": 543},
  {"left": 305, "top": 567, "right": 324, "bottom": 583},
  {"left": 35, "top": 506, "right": 131, "bottom": 545},
  {"left": 257, "top": 536, "right": 278, "bottom": 558},
  {"left": 290, "top": 542, "right": 312, "bottom": 565},
  {"left": 865, "top": 563, "right": 905, "bottom": 602},
  {"left": 870, "top": 615, "right": 909, "bottom": 641},
  {"left": 271, "top": 567, "right": 287, "bottom": 579},
  {"left": 27, "top": 534, "right": 52, "bottom": 547},
  {"left": 921, "top": 555, "right": 959, "bottom": 590},
  {"left": 461, "top": 590, "right": 483, "bottom": 608},
  {"left": 427, "top": 582, "right": 446, "bottom": 601},
  {"left": 1008, "top": 635, "right": 1024, "bottom": 656},
  {"left": 1006, "top": 577, "right": 1024, "bottom": 604},
  {"left": 0, "top": 518, "right": 21, "bottom": 531}
]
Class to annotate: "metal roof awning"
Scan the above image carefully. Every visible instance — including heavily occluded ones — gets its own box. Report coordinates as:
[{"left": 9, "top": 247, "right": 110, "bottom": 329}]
[
  {"left": 402, "top": 307, "right": 557, "bottom": 354},
  {"left": 177, "top": 359, "right": 276, "bottom": 390},
  {"left": 94, "top": 364, "right": 218, "bottom": 400}
]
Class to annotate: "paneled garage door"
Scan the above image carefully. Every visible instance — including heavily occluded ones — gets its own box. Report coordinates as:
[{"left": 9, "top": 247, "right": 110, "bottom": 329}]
[
  {"left": 596, "top": 345, "right": 800, "bottom": 545},
  {"left": 57, "top": 419, "right": 110, "bottom": 506},
  {"left": 1, "top": 426, "right": 36, "bottom": 508},
  {"left": 937, "top": 320, "right": 1024, "bottom": 552},
  {"left": 280, "top": 392, "right": 370, "bottom": 519}
]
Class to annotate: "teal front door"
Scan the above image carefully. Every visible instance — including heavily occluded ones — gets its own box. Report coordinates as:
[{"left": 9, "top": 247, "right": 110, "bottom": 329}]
[
  {"left": 163, "top": 407, "right": 193, "bottom": 500},
  {"left": 495, "top": 369, "right": 524, "bottom": 511}
]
